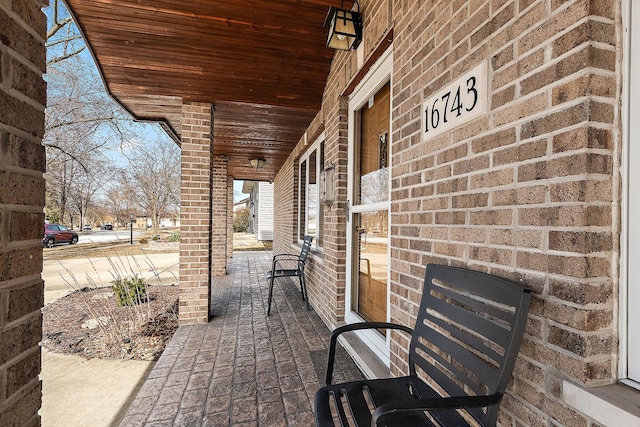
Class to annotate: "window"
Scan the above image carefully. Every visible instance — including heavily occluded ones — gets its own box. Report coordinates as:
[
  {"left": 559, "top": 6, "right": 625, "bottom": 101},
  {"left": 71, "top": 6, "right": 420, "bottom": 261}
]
[{"left": 298, "top": 138, "right": 324, "bottom": 249}]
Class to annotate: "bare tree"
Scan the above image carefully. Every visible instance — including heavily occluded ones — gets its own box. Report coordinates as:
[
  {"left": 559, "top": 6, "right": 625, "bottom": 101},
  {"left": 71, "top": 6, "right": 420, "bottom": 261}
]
[
  {"left": 101, "top": 170, "right": 136, "bottom": 227},
  {"left": 43, "top": 0, "right": 178, "bottom": 227},
  {"left": 47, "top": 0, "right": 85, "bottom": 64},
  {"left": 43, "top": 0, "right": 149, "bottom": 224},
  {"left": 122, "top": 142, "right": 180, "bottom": 234},
  {"left": 68, "top": 163, "right": 105, "bottom": 227}
]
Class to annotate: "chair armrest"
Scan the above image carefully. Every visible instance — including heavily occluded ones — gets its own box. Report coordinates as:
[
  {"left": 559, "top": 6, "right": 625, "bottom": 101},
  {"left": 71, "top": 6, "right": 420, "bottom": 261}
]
[
  {"left": 271, "top": 255, "right": 301, "bottom": 269},
  {"left": 372, "top": 393, "right": 503, "bottom": 427},
  {"left": 271, "top": 254, "right": 298, "bottom": 270},
  {"left": 272, "top": 253, "right": 298, "bottom": 264},
  {"left": 273, "top": 253, "right": 300, "bottom": 259},
  {"left": 324, "top": 322, "right": 413, "bottom": 385}
]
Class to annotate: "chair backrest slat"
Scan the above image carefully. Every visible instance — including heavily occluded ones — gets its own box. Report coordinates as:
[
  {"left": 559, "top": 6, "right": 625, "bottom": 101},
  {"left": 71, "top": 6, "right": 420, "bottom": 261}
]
[
  {"left": 426, "top": 297, "right": 514, "bottom": 349},
  {"left": 298, "top": 236, "right": 313, "bottom": 267},
  {"left": 420, "top": 314, "right": 505, "bottom": 384},
  {"left": 430, "top": 282, "right": 518, "bottom": 324},
  {"left": 413, "top": 332, "right": 494, "bottom": 396},
  {"left": 412, "top": 341, "right": 479, "bottom": 397},
  {"left": 409, "top": 264, "right": 531, "bottom": 425}
]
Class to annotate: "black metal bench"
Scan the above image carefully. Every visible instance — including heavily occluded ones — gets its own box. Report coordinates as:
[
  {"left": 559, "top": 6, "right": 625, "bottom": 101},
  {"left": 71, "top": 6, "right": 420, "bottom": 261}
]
[{"left": 315, "top": 263, "right": 531, "bottom": 427}]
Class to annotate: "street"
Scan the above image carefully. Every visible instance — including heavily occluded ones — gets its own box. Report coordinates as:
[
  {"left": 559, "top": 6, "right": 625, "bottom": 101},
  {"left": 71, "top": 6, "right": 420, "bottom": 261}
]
[{"left": 77, "top": 229, "right": 144, "bottom": 245}]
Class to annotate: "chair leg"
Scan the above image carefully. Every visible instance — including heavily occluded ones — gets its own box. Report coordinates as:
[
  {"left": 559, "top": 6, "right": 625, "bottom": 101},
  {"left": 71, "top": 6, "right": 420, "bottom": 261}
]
[
  {"left": 267, "top": 274, "right": 275, "bottom": 316},
  {"left": 300, "top": 274, "right": 310, "bottom": 311},
  {"left": 298, "top": 275, "right": 305, "bottom": 301}
]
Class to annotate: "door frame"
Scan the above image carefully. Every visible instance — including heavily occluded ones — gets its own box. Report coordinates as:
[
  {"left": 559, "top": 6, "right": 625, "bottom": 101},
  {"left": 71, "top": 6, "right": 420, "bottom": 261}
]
[
  {"left": 345, "top": 48, "right": 393, "bottom": 366},
  {"left": 621, "top": 0, "right": 640, "bottom": 388}
]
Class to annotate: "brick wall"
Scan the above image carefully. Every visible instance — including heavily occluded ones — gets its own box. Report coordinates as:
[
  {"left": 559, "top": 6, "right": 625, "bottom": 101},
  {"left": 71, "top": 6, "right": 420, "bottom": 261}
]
[
  {"left": 0, "top": 0, "right": 48, "bottom": 425},
  {"left": 391, "top": 1, "right": 618, "bottom": 424},
  {"left": 274, "top": 0, "right": 620, "bottom": 425},
  {"left": 179, "top": 102, "right": 213, "bottom": 324},
  {"left": 272, "top": 160, "right": 297, "bottom": 255}
]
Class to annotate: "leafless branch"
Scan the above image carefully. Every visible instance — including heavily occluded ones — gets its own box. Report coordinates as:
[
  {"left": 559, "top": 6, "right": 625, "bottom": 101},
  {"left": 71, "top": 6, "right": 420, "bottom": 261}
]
[
  {"left": 48, "top": 47, "right": 86, "bottom": 64},
  {"left": 47, "top": 115, "right": 117, "bottom": 131},
  {"left": 47, "top": 16, "right": 73, "bottom": 40},
  {"left": 43, "top": 143, "right": 89, "bottom": 173},
  {"left": 47, "top": 35, "right": 83, "bottom": 48}
]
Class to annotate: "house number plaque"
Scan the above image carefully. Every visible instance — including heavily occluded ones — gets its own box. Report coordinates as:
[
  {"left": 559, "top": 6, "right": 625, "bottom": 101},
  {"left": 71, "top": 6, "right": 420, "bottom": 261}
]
[{"left": 422, "top": 61, "right": 488, "bottom": 141}]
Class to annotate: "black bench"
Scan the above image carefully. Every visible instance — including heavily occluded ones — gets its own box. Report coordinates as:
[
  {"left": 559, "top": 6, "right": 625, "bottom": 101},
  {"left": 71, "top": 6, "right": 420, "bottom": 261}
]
[{"left": 315, "top": 263, "right": 531, "bottom": 427}]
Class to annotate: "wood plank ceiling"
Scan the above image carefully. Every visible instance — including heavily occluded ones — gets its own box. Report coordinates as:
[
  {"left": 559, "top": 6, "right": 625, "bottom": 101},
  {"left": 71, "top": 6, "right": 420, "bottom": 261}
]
[{"left": 64, "top": 0, "right": 350, "bottom": 181}]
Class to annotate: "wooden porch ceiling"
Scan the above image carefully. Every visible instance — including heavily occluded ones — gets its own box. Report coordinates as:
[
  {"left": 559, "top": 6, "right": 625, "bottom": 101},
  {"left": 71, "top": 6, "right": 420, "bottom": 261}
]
[{"left": 65, "top": 0, "right": 350, "bottom": 181}]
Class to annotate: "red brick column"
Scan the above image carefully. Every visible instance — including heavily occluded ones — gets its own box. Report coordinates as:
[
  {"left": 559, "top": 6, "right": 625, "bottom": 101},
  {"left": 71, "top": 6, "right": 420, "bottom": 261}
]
[{"left": 179, "top": 102, "right": 214, "bottom": 324}]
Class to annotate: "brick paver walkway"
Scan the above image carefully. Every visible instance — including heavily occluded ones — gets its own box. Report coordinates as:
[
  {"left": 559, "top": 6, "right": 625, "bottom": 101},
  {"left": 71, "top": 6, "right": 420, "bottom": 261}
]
[{"left": 119, "top": 251, "right": 361, "bottom": 426}]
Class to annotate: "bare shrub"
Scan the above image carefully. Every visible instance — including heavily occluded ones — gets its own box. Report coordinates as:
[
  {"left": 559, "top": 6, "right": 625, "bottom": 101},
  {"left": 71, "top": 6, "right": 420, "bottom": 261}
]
[{"left": 43, "top": 255, "right": 179, "bottom": 360}]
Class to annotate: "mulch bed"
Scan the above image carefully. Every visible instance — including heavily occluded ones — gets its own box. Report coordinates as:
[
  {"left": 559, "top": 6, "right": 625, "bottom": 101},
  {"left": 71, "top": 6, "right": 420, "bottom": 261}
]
[{"left": 42, "top": 285, "right": 179, "bottom": 361}]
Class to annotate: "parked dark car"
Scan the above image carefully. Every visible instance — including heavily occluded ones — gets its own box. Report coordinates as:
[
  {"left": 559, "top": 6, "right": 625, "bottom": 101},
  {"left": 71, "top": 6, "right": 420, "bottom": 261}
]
[
  {"left": 101, "top": 223, "right": 113, "bottom": 230},
  {"left": 43, "top": 223, "right": 79, "bottom": 248}
]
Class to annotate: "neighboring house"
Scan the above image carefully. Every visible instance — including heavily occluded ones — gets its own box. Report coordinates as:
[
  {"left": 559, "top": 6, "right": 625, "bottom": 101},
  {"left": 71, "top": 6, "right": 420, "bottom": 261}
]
[
  {"left": 242, "top": 181, "right": 273, "bottom": 241},
  {"left": 159, "top": 218, "right": 179, "bottom": 228},
  {"left": 233, "top": 197, "right": 249, "bottom": 213},
  {"left": 133, "top": 215, "right": 180, "bottom": 229}
]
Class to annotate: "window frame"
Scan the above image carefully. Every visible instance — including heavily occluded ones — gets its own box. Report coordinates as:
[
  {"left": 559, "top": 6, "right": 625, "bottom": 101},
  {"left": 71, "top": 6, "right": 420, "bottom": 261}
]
[{"left": 297, "top": 134, "right": 325, "bottom": 251}]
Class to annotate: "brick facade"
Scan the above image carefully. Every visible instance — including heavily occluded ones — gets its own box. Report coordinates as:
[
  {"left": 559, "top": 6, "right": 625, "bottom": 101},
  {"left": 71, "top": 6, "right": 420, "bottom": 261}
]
[
  {"left": 0, "top": 0, "right": 47, "bottom": 425},
  {"left": 273, "top": 0, "right": 623, "bottom": 425}
]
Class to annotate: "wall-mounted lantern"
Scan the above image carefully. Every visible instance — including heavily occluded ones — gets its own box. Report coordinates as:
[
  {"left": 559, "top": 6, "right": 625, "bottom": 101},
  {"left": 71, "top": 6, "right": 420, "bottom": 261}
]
[
  {"left": 320, "top": 162, "right": 335, "bottom": 207},
  {"left": 324, "top": 0, "right": 362, "bottom": 51}
]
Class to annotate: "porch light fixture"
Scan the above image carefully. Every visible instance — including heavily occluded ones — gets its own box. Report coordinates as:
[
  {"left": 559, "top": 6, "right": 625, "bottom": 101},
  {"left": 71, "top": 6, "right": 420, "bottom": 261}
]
[
  {"left": 324, "top": 0, "right": 362, "bottom": 51},
  {"left": 249, "top": 158, "right": 266, "bottom": 169},
  {"left": 320, "top": 162, "right": 335, "bottom": 208}
]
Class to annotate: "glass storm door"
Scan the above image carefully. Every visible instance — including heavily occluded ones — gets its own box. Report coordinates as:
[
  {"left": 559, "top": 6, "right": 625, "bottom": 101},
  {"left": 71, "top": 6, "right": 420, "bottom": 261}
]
[
  {"left": 354, "top": 210, "right": 389, "bottom": 324},
  {"left": 346, "top": 80, "right": 391, "bottom": 358}
]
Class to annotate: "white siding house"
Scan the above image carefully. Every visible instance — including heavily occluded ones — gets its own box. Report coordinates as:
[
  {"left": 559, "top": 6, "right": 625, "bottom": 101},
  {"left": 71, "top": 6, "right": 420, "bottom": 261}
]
[{"left": 242, "top": 181, "right": 273, "bottom": 241}]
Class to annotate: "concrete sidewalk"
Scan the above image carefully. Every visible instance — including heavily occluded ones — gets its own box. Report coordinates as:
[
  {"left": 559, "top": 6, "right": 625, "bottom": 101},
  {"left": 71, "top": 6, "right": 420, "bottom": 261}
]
[{"left": 40, "top": 349, "right": 153, "bottom": 426}]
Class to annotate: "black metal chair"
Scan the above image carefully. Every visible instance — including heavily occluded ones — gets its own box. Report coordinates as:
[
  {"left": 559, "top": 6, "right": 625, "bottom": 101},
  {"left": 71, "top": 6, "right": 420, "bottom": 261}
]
[
  {"left": 266, "top": 235, "right": 313, "bottom": 315},
  {"left": 315, "top": 263, "right": 532, "bottom": 427}
]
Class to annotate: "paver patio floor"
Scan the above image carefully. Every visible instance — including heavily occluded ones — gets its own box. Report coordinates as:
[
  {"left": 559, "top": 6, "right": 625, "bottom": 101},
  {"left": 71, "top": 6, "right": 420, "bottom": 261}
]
[{"left": 119, "top": 251, "right": 362, "bottom": 426}]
